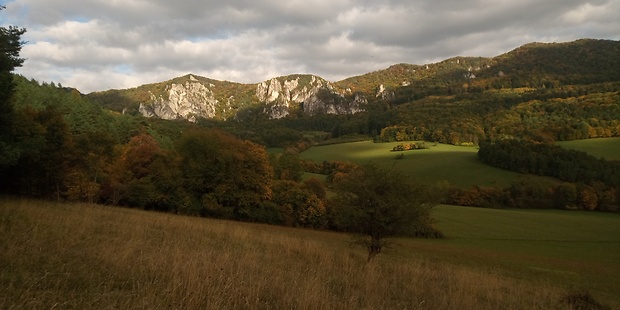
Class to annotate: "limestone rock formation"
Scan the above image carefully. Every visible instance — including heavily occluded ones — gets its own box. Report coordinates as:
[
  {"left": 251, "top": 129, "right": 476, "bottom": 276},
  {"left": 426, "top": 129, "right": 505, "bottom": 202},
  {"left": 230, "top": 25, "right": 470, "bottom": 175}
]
[
  {"left": 139, "top": 80, "right": 223, "bottom": 122},
  {"left": 133, "top": 74, "right": 367, "bottom": 121},
  {"left": 256, "top": 75, "right": 364, "bottom": 119}
]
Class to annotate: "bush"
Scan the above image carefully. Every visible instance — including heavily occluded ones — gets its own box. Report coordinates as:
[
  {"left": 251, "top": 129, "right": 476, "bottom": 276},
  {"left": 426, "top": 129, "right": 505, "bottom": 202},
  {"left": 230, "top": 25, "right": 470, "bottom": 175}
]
[{"left": 558, "top": 290, "right": 610, "bottom": 310}]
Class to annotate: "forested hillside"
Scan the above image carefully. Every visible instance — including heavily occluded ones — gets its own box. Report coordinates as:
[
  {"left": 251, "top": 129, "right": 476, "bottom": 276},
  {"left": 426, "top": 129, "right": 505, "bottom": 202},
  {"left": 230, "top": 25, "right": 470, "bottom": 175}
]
[
  {"left": 232, "top": 39, "right": 620, "bottom": 147},
  {"left": 86, "top": 39, "right": 620, "bottom": 147},
  {"left": 341, "top": 39, "right": 620, "bottom": 145},
  {"left": 2, "top": 37, "right": 620, "bottom": 222}
]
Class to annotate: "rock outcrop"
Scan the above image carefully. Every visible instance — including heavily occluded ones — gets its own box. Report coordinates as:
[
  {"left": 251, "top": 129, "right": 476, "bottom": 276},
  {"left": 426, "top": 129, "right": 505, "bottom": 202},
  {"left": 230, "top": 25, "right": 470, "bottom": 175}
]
[
  {"left": 139, "top": 79, "right": 224, "bottom": 122},
  {"left": 136, "top": 74, "right": 365, "bottom": 122},
  {"left": 257, "top": 75, "right": 364, "bottom": 119}
]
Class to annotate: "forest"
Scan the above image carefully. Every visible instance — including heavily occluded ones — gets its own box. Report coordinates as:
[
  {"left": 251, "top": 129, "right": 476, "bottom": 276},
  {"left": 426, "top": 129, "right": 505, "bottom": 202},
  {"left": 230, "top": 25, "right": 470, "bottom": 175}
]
[{"left": 2, "top": 27, "right": 620, "bottom": 233}]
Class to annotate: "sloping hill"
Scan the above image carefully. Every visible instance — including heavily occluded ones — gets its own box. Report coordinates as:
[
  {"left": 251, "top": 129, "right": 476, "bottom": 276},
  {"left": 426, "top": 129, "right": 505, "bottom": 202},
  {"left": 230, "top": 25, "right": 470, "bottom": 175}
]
[
  {"left": 80, "top": 39, "right": 620, "bottom": 148},
  {"left": 88, "top": 39, "right": 620, "bottom": 124}
]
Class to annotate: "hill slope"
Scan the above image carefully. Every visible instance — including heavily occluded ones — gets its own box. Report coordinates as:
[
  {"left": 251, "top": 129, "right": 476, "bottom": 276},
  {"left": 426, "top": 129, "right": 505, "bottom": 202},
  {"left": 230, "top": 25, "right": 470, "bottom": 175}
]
[
  {"left": 88, "top": 39, "right": 620, "bottom": 127},
  {"left": 3, "top": 198, "right": 619, "bottom": 309}
]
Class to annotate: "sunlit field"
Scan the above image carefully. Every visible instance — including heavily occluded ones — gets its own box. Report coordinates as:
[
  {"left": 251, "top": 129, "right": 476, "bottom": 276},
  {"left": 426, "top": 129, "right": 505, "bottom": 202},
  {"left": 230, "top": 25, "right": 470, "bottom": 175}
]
[
  {"left": 557, "top": 137, "right": 620, "bottom": 161},
  {"left": 2, "top": 198, "right": 618, "bottom": 309},
  {"left": 299, "top": 141, "right": 554, "bottom": 188}
]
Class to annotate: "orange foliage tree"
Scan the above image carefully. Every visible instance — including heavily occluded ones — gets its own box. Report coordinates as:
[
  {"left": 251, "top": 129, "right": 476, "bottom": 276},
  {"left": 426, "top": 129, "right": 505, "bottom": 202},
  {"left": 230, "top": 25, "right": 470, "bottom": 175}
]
[
  {"left": 178, "top": 129, "right": 273, "bottom": 220},
  {"left": 104, "top": 133, "right": 184, "bottom": 211}
]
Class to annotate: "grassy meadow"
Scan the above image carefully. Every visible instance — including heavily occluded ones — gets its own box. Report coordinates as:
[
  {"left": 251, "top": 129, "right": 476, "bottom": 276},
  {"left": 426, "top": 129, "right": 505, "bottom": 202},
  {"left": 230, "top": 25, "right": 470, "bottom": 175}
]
[
  {"left": 2, "top": 197, "right": 619, "bottom": 309},
  {"left": 299, "top": 141, "right": 552, "bottom": 188},
  {"left": 556, "top": 137, "right": 620, "bottom": 161},
  {"left": 299, "top": 137, "right": 620, "bottom": 187}
]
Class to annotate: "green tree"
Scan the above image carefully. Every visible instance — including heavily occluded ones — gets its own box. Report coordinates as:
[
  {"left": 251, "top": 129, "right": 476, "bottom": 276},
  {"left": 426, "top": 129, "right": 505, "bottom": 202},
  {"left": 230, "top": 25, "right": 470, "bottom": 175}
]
[
  {"left": 330, "top": 164, "right": 440, "bottom": 261},
  {"left": 2, "top": 106, "right": 73, "bottom": 198},
  {"left": 0, "top": 6, "right": 26, "bottom": 170},
  {"left": 65, "top": 130, "right": 116, "bottom": 203}
]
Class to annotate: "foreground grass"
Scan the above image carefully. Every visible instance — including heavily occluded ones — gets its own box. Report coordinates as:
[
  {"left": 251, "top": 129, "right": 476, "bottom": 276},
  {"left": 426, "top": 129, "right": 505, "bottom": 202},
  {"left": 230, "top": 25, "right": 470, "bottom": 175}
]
[
  {"left": 299, "top": 140, "right": 555, "bottom": 188},
  {"left": 2, "top": 198, "right": 618, "bottom": 309}
]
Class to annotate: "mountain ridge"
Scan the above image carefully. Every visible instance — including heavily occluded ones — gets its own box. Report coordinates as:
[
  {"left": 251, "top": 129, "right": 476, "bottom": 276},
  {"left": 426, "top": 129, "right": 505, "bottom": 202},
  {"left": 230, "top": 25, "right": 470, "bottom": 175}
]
[{"left": 86, "top": 38, "right": 620, "bottom": 122}]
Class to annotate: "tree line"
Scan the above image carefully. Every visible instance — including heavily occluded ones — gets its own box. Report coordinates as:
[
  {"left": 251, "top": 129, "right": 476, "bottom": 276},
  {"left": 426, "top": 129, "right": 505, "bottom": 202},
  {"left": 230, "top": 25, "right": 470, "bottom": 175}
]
[
  {"left": 478, "top": 139, "right": 620, "bottom": 186},
  {"left": 473, "top": 139, "right": 619, "bottom": 211}
]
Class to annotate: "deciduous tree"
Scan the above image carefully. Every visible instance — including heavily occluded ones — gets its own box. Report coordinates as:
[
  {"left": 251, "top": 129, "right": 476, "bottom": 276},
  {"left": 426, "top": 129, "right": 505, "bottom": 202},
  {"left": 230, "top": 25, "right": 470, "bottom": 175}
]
[
  {"left": 178, "top": 129, "right": 273, "bottom": 220},
  {"left": 330, "top": 164, "right": 440, "bottom": 261}
]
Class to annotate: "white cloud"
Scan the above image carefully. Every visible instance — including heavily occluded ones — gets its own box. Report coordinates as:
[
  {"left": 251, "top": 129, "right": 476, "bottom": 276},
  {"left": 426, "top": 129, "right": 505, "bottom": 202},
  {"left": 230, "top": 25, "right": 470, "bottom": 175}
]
[
  {"left": 6, "top": 0, "right": 620, "bottom": 93},
  {"left": 562, "top": 2, "right": 608, "bottom": 24}
]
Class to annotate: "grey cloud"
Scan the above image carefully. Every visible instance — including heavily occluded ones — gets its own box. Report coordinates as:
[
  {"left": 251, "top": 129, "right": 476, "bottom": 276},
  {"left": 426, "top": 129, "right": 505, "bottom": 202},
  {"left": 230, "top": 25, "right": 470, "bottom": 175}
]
[{"left": 7, "top": 0, "right": 620, "bottom": 93}]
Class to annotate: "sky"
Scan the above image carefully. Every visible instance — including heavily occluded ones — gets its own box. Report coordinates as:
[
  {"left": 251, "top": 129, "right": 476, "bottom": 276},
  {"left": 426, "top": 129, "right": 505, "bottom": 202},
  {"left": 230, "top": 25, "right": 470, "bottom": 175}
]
[{"left": 2, "top": 0, "right": 619, "bottom": 93}]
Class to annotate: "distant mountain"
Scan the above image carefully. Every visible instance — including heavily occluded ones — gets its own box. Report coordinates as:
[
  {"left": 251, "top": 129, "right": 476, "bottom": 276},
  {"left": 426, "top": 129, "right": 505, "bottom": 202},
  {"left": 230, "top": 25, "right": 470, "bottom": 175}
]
[{"left": 87, "top": 39, "right": 620, "bottom": 122}]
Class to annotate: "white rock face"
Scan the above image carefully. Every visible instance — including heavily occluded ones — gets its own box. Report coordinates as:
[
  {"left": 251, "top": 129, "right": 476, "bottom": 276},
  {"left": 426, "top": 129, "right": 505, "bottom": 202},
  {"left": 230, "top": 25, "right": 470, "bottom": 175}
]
[
  {"left": 139, "top": 81, "right": 221, "bottom": 122},
  {"left": 375, "top": 84, "right": 394, "bottom": 100},
  {"left": 257, "top": 76, "right": 364, "bottom": 119},
  {"left": 376, "top": 84, "right": 386, "bottom": 97},
  {"left": 140, "top": 75, "right": 365, "bottom": 122}
]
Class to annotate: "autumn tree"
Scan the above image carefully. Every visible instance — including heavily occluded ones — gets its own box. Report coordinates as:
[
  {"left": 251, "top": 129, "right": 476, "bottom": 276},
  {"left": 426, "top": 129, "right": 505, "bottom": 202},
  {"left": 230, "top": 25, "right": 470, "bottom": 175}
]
[
  {"left": 64, "top": 130, "right": 116, "bottom": 203},
  {"left": 178, "top": 129, "right": 273, "bottom": 220},
  {"left": 106, "top": 134, "right": 157, "bottom": 206},
  {"left": 270, "top": 150, "right": 304, "bottom": 181},
  {"left": 302, "top": 177, "right": 327, "bottom": 201},
  {"left": 271, "top": 180, "right": 327, "bottom": 228},
  {"left": 330, "top": 164, "right": 440, "bottom": 261}
]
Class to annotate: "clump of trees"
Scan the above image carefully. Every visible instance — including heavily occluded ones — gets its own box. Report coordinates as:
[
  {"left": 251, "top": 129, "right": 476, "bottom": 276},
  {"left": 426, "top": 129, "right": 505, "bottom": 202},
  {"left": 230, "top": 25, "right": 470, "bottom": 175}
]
[
  {"left": 473, "top": 139, "right": 619, "bottom": 211},
  {"left": 444, "top": 180, "right": 618, "bottom": 212},
  {"left": 391, "top": 142, "right": 428, "bottom": 152},
  {"left": 178, "top": 129, "right": 274, "bottom": 219}
]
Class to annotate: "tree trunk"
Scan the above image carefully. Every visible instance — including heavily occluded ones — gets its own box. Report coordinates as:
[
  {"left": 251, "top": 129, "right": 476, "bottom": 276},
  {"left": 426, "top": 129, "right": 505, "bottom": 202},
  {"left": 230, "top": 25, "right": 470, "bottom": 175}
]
[{"left": 367, "top": 236, "right": 382, "bottom": 262}]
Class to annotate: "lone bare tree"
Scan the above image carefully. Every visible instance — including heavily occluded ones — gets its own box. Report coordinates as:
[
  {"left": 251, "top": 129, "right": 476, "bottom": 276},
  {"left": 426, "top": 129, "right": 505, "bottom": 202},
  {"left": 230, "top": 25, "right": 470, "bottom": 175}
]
[{"left": 331, "top": 164, "right": 440, "bottom": 261}]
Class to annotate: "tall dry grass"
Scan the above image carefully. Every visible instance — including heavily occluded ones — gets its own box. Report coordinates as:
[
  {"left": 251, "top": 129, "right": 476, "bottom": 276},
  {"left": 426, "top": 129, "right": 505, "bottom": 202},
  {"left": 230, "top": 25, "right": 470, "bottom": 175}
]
[{"left": 0, "top": 197, "right": 581, "bottom": 309}]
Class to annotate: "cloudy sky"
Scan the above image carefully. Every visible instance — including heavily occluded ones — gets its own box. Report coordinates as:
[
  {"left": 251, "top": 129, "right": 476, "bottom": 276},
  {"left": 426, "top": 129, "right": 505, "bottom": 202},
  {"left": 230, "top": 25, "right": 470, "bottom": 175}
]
[{"left": 3, "top": 0, "right": 619, "bottom": 93}]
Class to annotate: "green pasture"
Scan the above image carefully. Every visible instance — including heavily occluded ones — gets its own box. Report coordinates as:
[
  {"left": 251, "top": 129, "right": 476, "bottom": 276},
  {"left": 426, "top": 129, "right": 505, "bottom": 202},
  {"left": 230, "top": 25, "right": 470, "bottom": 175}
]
[
  {"left": 433, "top": 205, "right": 620, "bottom": 260},
  {"left": 557, "top": 137, "right": 620, "bottom": 160},
  {"left": 300, "top": 140, "right": 551, "bottom": 188},
  {"left": 407, "top": 205, "right": 620, "bottom": 305}
]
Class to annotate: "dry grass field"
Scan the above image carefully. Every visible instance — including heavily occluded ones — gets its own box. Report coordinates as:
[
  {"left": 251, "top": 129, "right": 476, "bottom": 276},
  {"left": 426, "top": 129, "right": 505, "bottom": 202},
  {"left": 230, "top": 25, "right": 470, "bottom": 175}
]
[{"left": 1, "top": 197, "right": 616, "bottom": 309}]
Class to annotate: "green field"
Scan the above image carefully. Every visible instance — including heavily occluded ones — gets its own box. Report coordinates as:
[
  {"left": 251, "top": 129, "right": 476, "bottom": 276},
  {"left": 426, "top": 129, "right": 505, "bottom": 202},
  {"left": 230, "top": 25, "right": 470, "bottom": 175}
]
[
  {"left": 299, "top": 141, "right": 553, "bottom": 188},
  {"left": 2, "top": 198, "right": 619, "bottom": 309},
  {"left": 410, "top": 205, "right": 620, "bottom": 307},
  {"left": 557, "top": 137, "right": 620, "bottom": 160}
]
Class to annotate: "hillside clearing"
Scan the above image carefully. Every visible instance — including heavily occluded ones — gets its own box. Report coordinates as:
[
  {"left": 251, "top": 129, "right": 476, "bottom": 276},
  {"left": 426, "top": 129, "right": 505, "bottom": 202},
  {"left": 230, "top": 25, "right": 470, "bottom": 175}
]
[{"left": 299, "top": 141, "right": 555, "bottom": 188}]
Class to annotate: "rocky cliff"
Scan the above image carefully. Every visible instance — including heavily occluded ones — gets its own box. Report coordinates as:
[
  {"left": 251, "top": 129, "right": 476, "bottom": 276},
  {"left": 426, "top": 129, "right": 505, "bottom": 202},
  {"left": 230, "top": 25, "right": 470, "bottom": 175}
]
[
  {"left": 138, "top": 77, "right": 225, "bottom": 122},
  {"left": 256, "top": 75, "right": 365, "bottom": 119},
  {"left": 134, "top": 74, "right": 365, "bottom": 122}
]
